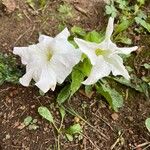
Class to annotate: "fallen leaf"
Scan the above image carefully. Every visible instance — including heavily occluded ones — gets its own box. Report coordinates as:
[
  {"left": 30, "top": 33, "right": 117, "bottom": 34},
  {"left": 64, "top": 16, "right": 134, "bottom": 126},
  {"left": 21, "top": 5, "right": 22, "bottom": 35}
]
[
  {"left": 111, "top": 113, "right": 119, "bottom": 121},
  {"left": 17, "top": 123, "right": 25, "bottom": 130}
]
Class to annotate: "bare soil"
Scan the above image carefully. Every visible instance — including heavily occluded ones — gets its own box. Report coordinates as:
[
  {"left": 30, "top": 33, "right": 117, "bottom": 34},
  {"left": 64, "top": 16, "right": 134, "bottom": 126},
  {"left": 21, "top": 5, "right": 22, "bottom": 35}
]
[{"left": 0, "top": 0, "right": 150, "bottom": 150}]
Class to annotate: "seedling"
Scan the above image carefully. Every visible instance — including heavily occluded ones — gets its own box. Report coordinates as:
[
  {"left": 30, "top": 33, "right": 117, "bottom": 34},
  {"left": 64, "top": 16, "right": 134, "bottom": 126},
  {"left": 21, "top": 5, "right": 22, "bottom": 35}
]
[
  {"left": 38, "top": 106, "right": 83, "bottom": 149},
  {"left": 23, "top": 116, "right": 39, "bottom": 130}
]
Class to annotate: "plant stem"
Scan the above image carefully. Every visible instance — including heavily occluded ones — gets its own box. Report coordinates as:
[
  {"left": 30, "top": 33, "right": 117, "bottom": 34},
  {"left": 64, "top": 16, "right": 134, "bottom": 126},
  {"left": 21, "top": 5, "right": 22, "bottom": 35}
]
[{"left": 57, "top": 135, "right": 60, "bottom": 150}]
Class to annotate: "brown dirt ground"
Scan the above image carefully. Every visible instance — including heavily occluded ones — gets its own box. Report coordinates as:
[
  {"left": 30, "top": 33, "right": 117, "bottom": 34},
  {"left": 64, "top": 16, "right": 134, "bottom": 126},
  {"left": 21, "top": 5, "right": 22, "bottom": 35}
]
[{"left": 0, "top": 0, "right": 150, "bottom": 150}]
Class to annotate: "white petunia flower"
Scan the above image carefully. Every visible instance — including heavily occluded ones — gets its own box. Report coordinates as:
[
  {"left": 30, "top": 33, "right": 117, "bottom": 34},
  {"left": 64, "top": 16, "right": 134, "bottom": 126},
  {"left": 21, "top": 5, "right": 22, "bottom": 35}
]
[
  {"left": 13, "top": 28, "right": 81, "bottom": 93},
  {"left": 74, "top": 17, "right": 138, "bottom": 85}
]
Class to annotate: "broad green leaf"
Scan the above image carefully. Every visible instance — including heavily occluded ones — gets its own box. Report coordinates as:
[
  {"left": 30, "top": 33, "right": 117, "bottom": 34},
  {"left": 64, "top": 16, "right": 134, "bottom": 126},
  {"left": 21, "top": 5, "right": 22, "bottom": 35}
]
[
  {"left": 24, "top": 116, "right": 32, "bottom": 126},
  {"left": 66, "top": 124, "right": 82, "bottom": 135},
  {"left": 65, "top": 133, "right": 74, "bottom": 141},
  {"left": 85, "top": 30, "right": 104, "bottom": 43},
  {"left": 71, "top": 69, "right": 84, "bottom": 96},
  {"left": 57, "top": 85, "right": 71, "bottom": 105},
  {"left": 38, "top": 106, "right": 54, "bottom": 123},
  {"left": 96, "top": 83, "right": 123, "bottom": 112},
  {"left": 114, "top": 19, "right": 133, "bottom": 35},
  {"left": 135, "top": 17, "right": 150, "bottom": 32},
  {"left": 112, "top": 77, "right": 142, "bottom": 92},
  {"left": 78, "top": 58, "right": 92, "bottom": 76},
  {"left": 145, "top": 118, "right": 150, "bottom": 132},
  {"left": 111, "top": 76, "right": 149, "bottom": 99},
  {"left": 59, "top": 107, "right": 66, "bottom": 120},
  {"left": 71, "top": 26, "right": 86, "bottom": 37}
]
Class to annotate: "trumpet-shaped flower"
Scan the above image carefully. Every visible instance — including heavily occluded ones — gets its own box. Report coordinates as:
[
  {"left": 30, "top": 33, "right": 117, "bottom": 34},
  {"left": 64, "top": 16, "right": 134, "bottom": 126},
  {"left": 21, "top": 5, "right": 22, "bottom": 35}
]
[
  {"left": 13, "top": 28, "right": 81, "bottom": 93},
  {"left": 74, "top": 17, "right": 138, "bottom": 85}
]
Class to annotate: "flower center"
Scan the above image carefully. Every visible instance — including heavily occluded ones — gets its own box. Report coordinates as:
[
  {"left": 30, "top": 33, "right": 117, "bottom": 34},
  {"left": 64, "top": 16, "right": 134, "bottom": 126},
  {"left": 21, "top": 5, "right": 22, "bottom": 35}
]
[
  {"left": 46, "top": 50, "right": 53, "bottom": 61},
  {"left": 95, "top": 49, "right": 106, "bottom": 56}
]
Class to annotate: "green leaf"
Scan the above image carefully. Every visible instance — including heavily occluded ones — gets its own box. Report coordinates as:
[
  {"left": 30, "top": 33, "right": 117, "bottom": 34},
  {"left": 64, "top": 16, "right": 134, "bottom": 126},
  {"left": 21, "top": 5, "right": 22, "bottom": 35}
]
[
  {"left": 137, "top": 0, "right": 145, "bottom": 5},
  {"left": 113, "top": 77, "right": 148, "bottom": 92},
  {"left": 57, "top": 85, "right": 71, "bottom": 105},
  {"left": 143, "top": 63, "right": 150, "bottom": 70},
  {"left": 111, "top": 76, "right": 150, "bottom": 98},
  {"left": 135, "top": 17, "right": 150, "bottom": 32},
  {"left": 115, "top": 33, "right": 132, "bottom": 45},
  {"left": 66, "top": 124, "right": 82, "bottom": 135},
  {"left": 71, "top": 26, "right": 86, "bottom": 37},
  {"left": 59, "top": 107, "right": 66, "bottom": 120},
  {"left": 65, "top": 133, "right": 74, "bottom": 141},
  {"left": 96, "top": 83, "right": 123, "bottom": 112},
  {"left": 116, "top": 0, "right": 127, "bottom": 9},
  {"left": 126, "top": 66, "right": 134, "bottom": 72},
  {"left": 145, "top": 118, "right": 150, "bottom": 132},
  {"left": 85, "top": 30, "right": 104, "bottom": 43},
  {"left": 28, "top": 124, "right": 39, "bottom": 130},
  {"left": 24, "top": 116, "right": 32, "bottom": 126},
  {"left": 78, "top": 58, "right": 92, "bottom": 76},
  {"left": 114, "top": 19, "right": 133, "bottom": 35},
  {"left": 105, "top": 5, "right": 117, "bottom": 17},
  {"left": 0, "top": 53, "right": 22, "bottom": 84},
  {"left": 38, "top": 106, "right": 54, "bottom": 123},
  {"left": 71, "top": 69, "right": 85, "bottom": 96}
]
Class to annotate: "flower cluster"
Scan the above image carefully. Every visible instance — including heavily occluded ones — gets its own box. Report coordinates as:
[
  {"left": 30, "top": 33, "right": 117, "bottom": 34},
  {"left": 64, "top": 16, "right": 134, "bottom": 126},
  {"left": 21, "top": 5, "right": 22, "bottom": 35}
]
[{"left": 13, "top": 17, "right": 138, "bottom": 93}]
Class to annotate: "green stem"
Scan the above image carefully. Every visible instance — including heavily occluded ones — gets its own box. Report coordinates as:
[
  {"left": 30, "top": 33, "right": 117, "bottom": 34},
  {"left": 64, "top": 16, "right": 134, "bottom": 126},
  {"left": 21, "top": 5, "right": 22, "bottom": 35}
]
[
  {"left": 53, "top": 122, "right": 59, "bottom": 133},
  {"left": 57, "top": 135, "right": 60, "bottom": 150},
  {"left": 58, "top": 118, "right": 64, "bottom": 132}
]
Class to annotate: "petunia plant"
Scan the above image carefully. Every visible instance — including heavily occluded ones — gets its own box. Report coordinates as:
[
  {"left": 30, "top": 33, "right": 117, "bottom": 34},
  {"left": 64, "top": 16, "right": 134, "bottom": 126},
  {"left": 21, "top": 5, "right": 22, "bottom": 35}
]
[{"left": 12, "top": 17, "right": 141, "bottom": 111}]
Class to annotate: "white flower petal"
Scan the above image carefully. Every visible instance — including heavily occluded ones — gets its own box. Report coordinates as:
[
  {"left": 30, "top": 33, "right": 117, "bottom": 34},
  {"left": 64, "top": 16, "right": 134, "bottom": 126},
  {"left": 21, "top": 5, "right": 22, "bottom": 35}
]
[
  {"left": 35, "top": 64, "right": 57, "bottom": 93},
  {"left": 83, "top": 56, "right": 111, "bottom": 85},
  {"left": 116, "top": 46, "right": 138, "bottom": 55},
  {"left": 105, "top": 54, "right": 130, "bottom": 80},
  {"left": 55, "top": 49, "right": 81, "bottom": 68},
  {"left": 38, "top": 34, "right": 53, "bottom": 43},
  {"left": 105, "top": 17, "right": 114, "bottom": 39},
  {"left": 50, "top": 49, "right": 81, "bottom": 84},
  {"left": 19, "top": 70, "right": 33, "bottom": 86},
  {"left": 56, "top": 28, "right": 70, "bottom": 40},
  {"left": 13, "top": 47, "right": 30, "bottom": 65},
  {"left": 98, "top": 39, "right": 116, "bottom": 53},
  {"left": 74, "top": 38, "right": 98, "bottom": 65},
  {"left": 51, "top": 38, "right": 76, "bottom": 54}
]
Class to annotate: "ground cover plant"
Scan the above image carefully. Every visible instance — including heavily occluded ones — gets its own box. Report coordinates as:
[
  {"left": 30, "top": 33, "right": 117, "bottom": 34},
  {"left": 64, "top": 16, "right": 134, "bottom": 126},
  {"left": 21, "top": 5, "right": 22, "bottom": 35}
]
[{"left": 0, "top": 0, "right": 150, "bottom": 150}]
